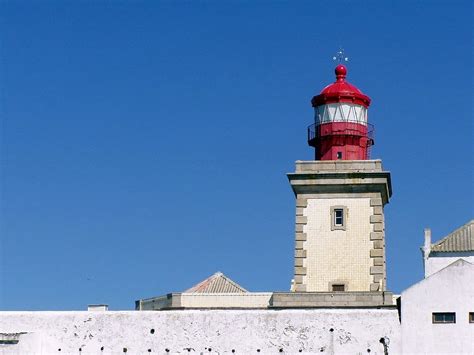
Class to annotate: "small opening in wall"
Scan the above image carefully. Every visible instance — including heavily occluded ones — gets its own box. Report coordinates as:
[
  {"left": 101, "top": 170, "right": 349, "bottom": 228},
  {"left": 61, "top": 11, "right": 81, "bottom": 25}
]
[
  {"left": 329, "top": 328, "right": 334, "bottom": 332},
  {"left": 379, "top": 338, "right": 385, "bottom": 344},
  {"left": 148, "top": 350, "right": 152, "bottom": 353},
  {"left": 232, "top": 350, "right": 235, "bottom": 353},
  {"left": 257, "top": 349, "right": 261, "bottom": 352},
  {"left": 279, "top": 349, "right": 283, "bottom": 352},
  {"left": 367, "top": 349, "right": 371, "bottom": 353},
  {"left": 337, "top": 152, "right": 342, "bottom": 160},
  {"left": 432, "top": 312, "right": 456, "bottom": 324},
  {"left": 58, "top": 349, "right": 61, "bottom": 352},
  {"left": 165, "top": 349, "right": 170, "bottom": 353},
  {"left": 123, "top": 348, "right": 127, "bottom": 353},
  {"left": 79, "top": 349, "right": 82, "bottom": 352},
  {"left": 334, "top": 209, "right": 344, "bottom": 226},
  {"left": 150, "top": 328, "right": 155, "bottom": 334},
  {"left": 299, "top": 350, "right": 303, "bottom": 353},
  {"left": 0, "top": 340, "right": 19, "bottom": 345},
  {"left": 100, "top": 347, "right": 104, "bottom": 351},
  {"left": 208, "top": 348, "right": 212, "bottom": 352},
  {"left": 469, "top": 312, "right": 474, "bottom": 323}
]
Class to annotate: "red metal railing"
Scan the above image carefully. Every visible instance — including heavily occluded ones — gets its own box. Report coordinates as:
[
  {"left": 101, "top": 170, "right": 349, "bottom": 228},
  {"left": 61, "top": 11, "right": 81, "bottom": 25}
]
[
  {"left": 307, "top": 122, "right": 375, "bottom": 158},
  {"left": 308, "top": 122, "right": 374, "bottom": 141}
]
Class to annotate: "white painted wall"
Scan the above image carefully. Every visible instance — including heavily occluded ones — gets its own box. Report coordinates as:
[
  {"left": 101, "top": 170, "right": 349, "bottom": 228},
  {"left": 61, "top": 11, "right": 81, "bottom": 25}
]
[
  {"left": 0, "top": 309, "right": 400, "bottom": 354},
  {"left": 401, "top": 260, "right": 474, "bottom": 354},
  {"left": 180, "top": 293, "right": 272, "bottom": 308},
  {"left": 424, "top": 253, "right": 474, "bottom": 277}
]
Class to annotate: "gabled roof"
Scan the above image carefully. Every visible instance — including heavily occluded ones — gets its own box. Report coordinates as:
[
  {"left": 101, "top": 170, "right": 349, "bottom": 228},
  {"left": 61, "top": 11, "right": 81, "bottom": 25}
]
[
  {"left": 184, "top": 272, "right": 248, "bottom": 293},
  {"left": 431, "top": 220, "right": 474, "bottom": 252},
  {"left": 402, "top": 258, "right": 473, "bottom": 296}
]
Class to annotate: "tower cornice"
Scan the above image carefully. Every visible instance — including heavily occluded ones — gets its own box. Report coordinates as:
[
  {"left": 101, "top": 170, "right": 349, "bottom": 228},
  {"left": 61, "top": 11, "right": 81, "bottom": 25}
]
[{"left": 287, "top": 160, "right": 392, "bottom": 205}]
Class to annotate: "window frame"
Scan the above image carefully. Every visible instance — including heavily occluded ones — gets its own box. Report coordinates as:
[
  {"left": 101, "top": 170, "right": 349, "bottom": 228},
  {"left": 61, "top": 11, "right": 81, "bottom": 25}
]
[
  {"left": 331, "top": 206, "right": 347, "bottom": 231},
  {"left": 432, "top": 312, "right": 456, "bottom": 324}
]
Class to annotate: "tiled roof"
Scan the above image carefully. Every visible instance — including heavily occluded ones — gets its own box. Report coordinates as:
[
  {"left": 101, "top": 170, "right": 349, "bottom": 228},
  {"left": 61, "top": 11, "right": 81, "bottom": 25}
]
[
  {"left": 431, "top": 220, "right": 474, "bottom": 252},
  {"left": 184, "top": 272, "right": 248, "bottom": 293}
]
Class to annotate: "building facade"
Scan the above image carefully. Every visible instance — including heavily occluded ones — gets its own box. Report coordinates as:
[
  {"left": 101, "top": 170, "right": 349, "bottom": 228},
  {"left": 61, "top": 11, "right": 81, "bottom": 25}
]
[{"left": 401, "top": 259, "right": 474, "bottom": 354}]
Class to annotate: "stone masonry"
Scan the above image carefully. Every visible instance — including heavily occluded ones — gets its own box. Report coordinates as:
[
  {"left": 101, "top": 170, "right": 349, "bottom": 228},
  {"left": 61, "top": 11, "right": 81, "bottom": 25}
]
[{"left": 288, "top": 160, "right": 392, "bottom": 293}]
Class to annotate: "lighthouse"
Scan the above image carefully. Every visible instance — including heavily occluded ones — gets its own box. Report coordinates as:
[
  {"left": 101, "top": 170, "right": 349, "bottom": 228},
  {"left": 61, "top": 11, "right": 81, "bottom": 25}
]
[
  {"left": 288, "top": 61, "right": 392, "bottom": 293},
  {"left": 308, "top": 64, "right": 373, "bottom": 160}
]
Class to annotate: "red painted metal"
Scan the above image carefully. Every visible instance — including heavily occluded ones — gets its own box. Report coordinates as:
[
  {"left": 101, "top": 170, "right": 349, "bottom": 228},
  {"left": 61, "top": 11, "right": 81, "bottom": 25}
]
[
  {"left": 311, "top": 65, "right": 371, "bottom": 108},
  {"left": 308, "top": 65, "right": 374, "bottom": 161},
  {"left": 308, "top": 122, "right": 374, "bottom": 160}
]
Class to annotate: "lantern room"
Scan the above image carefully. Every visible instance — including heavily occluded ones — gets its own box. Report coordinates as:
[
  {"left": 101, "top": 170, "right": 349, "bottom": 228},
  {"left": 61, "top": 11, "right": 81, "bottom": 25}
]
[{"left": 308, "top": 64, "right": 374, "bottom": 160}]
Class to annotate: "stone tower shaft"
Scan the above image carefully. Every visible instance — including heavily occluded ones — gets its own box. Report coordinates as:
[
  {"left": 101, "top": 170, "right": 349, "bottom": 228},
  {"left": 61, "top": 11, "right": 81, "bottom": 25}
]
[{"left": 288, "top": 160, "right": 392, "bottom": 292}]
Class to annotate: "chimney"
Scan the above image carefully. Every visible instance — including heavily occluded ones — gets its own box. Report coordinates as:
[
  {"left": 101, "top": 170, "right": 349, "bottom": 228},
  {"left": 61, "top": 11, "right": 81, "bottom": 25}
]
[{"left": 423, "top": 228, "right": 432, "bottom": 259}]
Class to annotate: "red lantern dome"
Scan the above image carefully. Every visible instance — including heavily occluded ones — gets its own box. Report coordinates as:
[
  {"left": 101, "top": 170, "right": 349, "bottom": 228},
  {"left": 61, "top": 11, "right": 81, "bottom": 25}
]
[
  {"left": 307, "top": 65, "right": 374, "bottom": 161},
  {"left": 312, "top": 65, "right": 371, "bottom": 107}
]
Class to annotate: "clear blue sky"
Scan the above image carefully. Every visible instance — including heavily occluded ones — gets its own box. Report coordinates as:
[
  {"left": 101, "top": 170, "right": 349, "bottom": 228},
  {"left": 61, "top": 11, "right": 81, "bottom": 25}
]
[{"left": 1, "top": 1, "right": 472, "bottom": 310}]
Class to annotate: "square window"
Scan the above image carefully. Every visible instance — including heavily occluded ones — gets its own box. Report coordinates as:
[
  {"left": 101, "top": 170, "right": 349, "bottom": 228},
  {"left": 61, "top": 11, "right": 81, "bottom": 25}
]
[{"left": 432, "top": 312, "right": 456, "bottom": 324}]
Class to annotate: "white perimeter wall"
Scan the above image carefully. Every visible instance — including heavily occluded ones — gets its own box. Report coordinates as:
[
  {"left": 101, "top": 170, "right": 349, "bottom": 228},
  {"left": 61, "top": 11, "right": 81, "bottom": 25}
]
[
  {"left": 0, "top": 309, "right": 400, "bottom": 355},
  {"left": 401, "top": 260, "right": 474, "bottom": 354}
]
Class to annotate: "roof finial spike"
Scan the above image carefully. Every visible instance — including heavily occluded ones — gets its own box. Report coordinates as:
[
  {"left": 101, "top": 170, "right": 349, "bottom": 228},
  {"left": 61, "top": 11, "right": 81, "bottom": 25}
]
[
  {"left": 332, "top": 47, "right": 349, "bottom": 64},
  {"left": 332, "top": 48, "right": 348, "bottom": 82}
]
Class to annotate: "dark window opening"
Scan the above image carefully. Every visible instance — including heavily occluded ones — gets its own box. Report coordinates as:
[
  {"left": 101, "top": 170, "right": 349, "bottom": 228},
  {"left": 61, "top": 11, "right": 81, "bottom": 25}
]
[
  {"left": 469, "top": 312, "right": 474, "bottom": 323},
  {"left": 332, "top": 284, "right": 345, "bottom": 292},
  {"left": 0, "top": 339, "right": 18, "bottom": 345},
  {"left": 336, "top": 152, "right": 342, "bottom": 159},
  {"left": 432, "top": 312, "right": 456, "bottom": 324},
  {"left": 334, "top": 209, "right": 344, "bottom": 226}
]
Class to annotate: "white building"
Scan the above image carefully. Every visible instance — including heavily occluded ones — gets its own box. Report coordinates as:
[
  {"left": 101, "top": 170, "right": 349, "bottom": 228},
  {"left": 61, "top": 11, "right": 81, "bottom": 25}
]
[
  {"left": 422, "top": 220, "right": 474, "bottom": 277},
  {"left": 401, "top": 259, "right": 474, "bottom": 354},
  {"left": 399, "top": 220, "right": 474, "bottom": 354}
]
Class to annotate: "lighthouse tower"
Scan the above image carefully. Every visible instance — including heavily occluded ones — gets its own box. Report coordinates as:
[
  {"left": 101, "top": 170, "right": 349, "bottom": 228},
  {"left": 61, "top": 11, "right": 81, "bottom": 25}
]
[
  {"left": 287, "top": 63, "right": 392, "bottom": 294},
  {"left": 308, "top": 64, "right": 373, "bottom": 161}
]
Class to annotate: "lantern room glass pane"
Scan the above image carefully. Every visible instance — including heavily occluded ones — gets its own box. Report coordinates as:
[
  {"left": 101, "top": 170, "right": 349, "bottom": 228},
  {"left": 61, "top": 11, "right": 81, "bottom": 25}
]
[
  {"left": 327, "top": 104, "right": 337, "bottom": 122},
  {"left": 341, "top": 104, "right": 351, "bottom": 121},
  {"left": 319, "top": 106, "right": 327, "bottom": 123},
  {"left": 335, "top": 105, "right": 344, "bottom": 121},
  {"left": 354, "top": 105, "right": 362, "bottom": 122},
  {"left": 361, "top": 107, "right": 367, "bottom": 123},
  {"left": 315, "top": 104, "right": 368, "bottom": 125}
]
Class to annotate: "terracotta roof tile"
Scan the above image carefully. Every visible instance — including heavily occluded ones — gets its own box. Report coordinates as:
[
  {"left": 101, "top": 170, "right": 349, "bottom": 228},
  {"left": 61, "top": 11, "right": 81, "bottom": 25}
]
[{"left": 184, "top": 272, "right": 248, "bottom": 293}]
